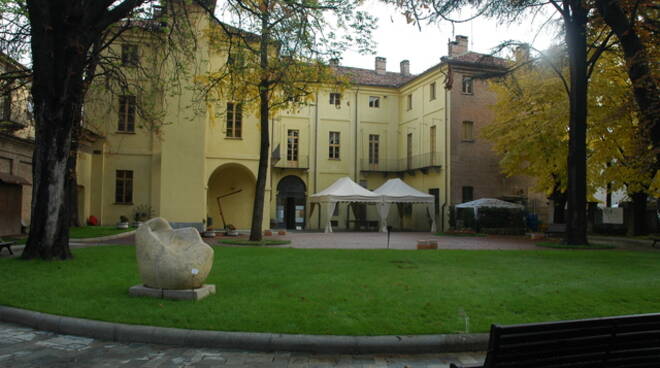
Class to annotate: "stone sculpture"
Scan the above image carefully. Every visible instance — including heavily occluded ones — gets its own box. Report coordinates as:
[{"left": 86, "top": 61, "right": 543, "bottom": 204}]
[{"left": 135, "top": 217, "right": 214, "bottom": 290}]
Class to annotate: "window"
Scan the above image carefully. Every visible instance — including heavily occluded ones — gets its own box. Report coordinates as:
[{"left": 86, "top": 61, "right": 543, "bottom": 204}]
[
  {"left": 430, "top": 82, "right": 436, "bottom": 100},
  {"left": 329, "top": 131, "right": 340, "bottom": 159},
  {"left": 115, "top": 170, "right": 133, "bottom": 204},
  {"left": 329, "top": 93, "right": 341, "bottom": 106},
  {"left": 407, "top": 133, "right": 413, "bottom": 169},
  {"left": 462, "top": 120, "right": 474, "bottom": 141},
  {"left": 429, "top": 188, "right": 440, "bottom": 215},
  {"left": 462, "top": 186, "right": 474, "bottom": 203},
  {"left": 368, "top": 96, "right": 380, "bottom": 108},
  {"left": 462, "top": 76, "right": 473, "bottom": 94},
  {"left": 287, "top": 129, "right": 299, "bottom": 161},
  {"left": 406, "top": 94, "right": 412, "bottom": 110},
  {"left": 118, "top": 95, "right": 136, "bottom": 132},
  {"left": 226, "top": 102, "right": 242, "bottom": 138},
  {"left": 430, "top": 125, "right": 437, "bottom": 164},
  {"left": 1, "top": 90, "right": 10, "bottom": 120},
  {"left": 368, "top": 134, "right": 379, "bottom": 165},
  {"left": 121, "top": 44, "right": 138, "bottom": 67}
]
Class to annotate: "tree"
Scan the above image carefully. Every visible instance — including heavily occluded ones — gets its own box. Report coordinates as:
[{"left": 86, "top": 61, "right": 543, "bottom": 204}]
[
  {"left": 483, "top": 47, "right": 570, "bottom": 223},
  {"left": 197, "top": 0, "right": 375, "bottom": 241},
  {"left": 386, "top": 0, "right": 618, "bottom": 244},
  {"left": 593, "top": 0, "right": 659, "bottom": 175},
  {"left": 485, "top": 44, "right": 657, "bottom": 233},
  {"left": 0, "top": 0, "right": 197, "bottom": 259}
]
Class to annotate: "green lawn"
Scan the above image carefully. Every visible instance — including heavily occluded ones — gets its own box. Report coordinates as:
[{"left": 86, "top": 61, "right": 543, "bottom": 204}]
[
  {"left": 536, "top": 241, "right": 617, "bottom": 249},
  {"left": 2, "top": 246, "right": 659, "bottom": 335},
  {"left": 69, "top": 226, "right": 134, "bottom": 239},
  {"left": 4, "top": 226, "right": 133, "bottom": 244}
]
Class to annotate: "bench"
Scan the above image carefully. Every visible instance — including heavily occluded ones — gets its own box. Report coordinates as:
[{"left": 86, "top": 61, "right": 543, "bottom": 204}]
[
  {"left": 450, "top": 313, "right": 660, "bottom": 368},
  {"left": 651, "top": 235, "right": 659, "bottom": 248},
  {"left": 0, "top": 240, "right": 16, "bottom": 255},
  {"left": 545, "top": 223, "right": 566, "bottom": 237}
]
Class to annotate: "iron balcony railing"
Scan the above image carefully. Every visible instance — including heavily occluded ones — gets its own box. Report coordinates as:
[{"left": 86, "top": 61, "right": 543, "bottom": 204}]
[
  {"left": 272, "top": 154, "right": 310, "bottom": 169},
  {"left": 361, "top": 152, "right": 441, "bottom": 172}
]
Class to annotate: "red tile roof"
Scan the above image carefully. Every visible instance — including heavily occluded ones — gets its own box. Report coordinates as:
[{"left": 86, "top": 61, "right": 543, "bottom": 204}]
[{"left": 333, "top": 65, "right": 416, "bottom": 88}]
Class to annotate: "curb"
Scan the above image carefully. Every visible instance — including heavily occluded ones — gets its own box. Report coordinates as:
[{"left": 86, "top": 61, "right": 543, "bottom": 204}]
[
  {"left": 588, "top": 236, "right": 653, "bottom": 248},
  {"left": 0, "top": 306, "right": 488, "bottom": 354},
  {"left": 70, "top": 230, "right": 136, "bottom": 243}
]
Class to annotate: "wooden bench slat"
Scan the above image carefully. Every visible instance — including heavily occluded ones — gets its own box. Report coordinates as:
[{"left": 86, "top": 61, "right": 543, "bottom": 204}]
[
  {"left": 493, "top": 313, "right": 660, "bottom": 335},
  {"left": 498, "top": 321, "right": 660, "bottom": 345},
  {"left": 498, "top": 330, "right": 660, "bottom": 353},
  {"left": 496, "top": 339, "right": 660, "bottom": 363}
]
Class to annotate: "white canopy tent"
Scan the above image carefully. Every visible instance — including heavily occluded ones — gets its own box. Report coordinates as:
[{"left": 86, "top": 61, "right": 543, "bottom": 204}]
[
  {"left": 455, "top": 198, "right": 524, "bottom": 217},
  {"left": 309, "top": 177, "right": 385, "bottom": 233},
  {"left": 373, "top": 178, "right": 437, "bottom": 232}
]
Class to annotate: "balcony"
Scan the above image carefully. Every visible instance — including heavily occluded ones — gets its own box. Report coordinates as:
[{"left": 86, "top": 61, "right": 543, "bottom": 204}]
[
  {"left": 272, "top": 143, "right": 310, "bottom": 169},
  {"left": 273, "top": 156, "right": 309, "bottom": 169},
  {"left": 361, "top": 152, "right": 441, "bottom": 174}
]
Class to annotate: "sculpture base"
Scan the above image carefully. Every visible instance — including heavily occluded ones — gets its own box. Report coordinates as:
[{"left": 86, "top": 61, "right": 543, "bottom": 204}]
[{"left": 129, "top": 284, "right": 216, "bottom": 301}]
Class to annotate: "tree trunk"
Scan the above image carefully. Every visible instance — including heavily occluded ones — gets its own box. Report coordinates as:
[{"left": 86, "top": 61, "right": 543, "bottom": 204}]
[
  {"left": 550, "top": 190, "right": 567, "bottom": 224},
  {"left": 249, "top": 11, "right": 271, "bottom": 242},
  {"left": 628, "top": 191, "right": 647, "bottom": 236},
  {"left": 21, "top": 2, "right": 89, "bottom": 259},
  {"left": 68, "top": 119, "right": 82, "bottom": 228},
  {"left": 563, "top": 1, "right": 589, "bottom": 245},
  {"left": 594, "top": 0, "right": 660, "bottom": 173}
]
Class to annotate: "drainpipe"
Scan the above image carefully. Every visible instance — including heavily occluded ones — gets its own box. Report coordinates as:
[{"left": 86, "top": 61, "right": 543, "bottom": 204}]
[
  {"left": 442, "top": 73, "right": 450, "bottom": 232},
  {"left": 315, "top": 91, "right": 320, "bottom": 230},
  {"left": 354, "top": 87, "right": 360, "bottom": 180}
]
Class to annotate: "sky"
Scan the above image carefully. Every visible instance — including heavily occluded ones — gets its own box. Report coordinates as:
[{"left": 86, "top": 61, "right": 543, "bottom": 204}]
[{"left": 340, "top": 1, "right": 561, "bottom": 74}]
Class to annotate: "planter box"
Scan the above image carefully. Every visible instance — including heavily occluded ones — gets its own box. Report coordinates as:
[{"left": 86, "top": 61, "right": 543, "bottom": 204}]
[
  {"left": 226, "top": 230, "right": 239, "bottom": 236},
  {"left": 277, "top": 230, "right": 287, "bottom": 236},
  {"left": 117, "top": 223, "right": 129, "bottom": 229},
  {"left": 264, "top": 230, "right": 273, "bottom": 236},
  {"left": 416, "top": 240, "right": 438, "bottom": 250}
]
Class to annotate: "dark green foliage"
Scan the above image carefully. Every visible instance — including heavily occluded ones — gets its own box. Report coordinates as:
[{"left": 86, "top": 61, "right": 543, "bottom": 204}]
[{"left": 478, "top": 207, "right": 525, "bottom": 229}]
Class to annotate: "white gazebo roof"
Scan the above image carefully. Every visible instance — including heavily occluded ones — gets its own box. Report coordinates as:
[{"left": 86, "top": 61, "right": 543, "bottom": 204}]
[
  {"left": 309, "top": 176, "right": 381, "bottom": 203},
  {"left": 374, "top": 178, "right": 434, "bottom": 203},
  {"left": 455, "top": 198, "right": 524, "bottom": 209}
]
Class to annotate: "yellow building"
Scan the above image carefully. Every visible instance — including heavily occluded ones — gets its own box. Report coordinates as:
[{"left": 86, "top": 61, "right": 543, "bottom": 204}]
[{"left": 78, "top": 4, "right": 549, "bottom": 232}]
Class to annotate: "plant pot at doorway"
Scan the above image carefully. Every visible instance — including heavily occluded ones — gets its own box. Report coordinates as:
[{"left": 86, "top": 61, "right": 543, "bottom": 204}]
[
  {"left": 225, "top": 224, "right": 238, "bottom": 236},
  {"left": 117, "top": 215, "right": 130, "bottom": 229}
]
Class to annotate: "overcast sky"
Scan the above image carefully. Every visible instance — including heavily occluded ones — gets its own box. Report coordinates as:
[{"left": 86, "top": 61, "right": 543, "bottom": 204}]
[{"left": 341, "top": 1, "right": 562, "bottom": 74}]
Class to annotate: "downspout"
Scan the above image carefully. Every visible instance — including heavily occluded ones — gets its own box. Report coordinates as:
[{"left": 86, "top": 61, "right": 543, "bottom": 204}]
[
  {"left": 315, "top": 91, "right": 320, "bottom": 230},
  {"left": 442, "top": 71, "right": 450, "bottom": 232},
  {"left": 354, "top": 87, "right": 360, "bottom": 180}
]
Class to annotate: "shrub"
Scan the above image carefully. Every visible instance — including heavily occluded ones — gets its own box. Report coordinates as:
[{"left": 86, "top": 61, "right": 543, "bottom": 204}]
[{"left": 477, "top": 207, "right": 525, "bottom": 230}]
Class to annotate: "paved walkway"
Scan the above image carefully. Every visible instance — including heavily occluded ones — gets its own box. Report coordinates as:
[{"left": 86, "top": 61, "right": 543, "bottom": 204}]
[
  {"left": 0, "top": 321, "right": 485, "bottom": 368},
  {"left": 268, "top": 232, "right": 538, "bottom": 250}
]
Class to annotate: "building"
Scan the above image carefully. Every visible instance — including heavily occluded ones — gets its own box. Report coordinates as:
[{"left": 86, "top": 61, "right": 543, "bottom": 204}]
[
  {"left": 76, "top": 4, "right": 548, "bottom": 232},
  {"left": 0, "top": 52, "right": 34, "bottom": 236}
]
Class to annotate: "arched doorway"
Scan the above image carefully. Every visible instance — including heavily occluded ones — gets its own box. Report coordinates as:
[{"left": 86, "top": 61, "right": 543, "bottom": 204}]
[
  {"left": 276, "top": 175, "right": 306, "bottom": 230},
  {"left": 207, "top": 163, "right": 256, "bottom": 230}
]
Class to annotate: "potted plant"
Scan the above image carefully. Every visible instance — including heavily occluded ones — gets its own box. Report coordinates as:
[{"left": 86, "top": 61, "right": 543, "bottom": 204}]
[
  {"left": 117, "top": 215, "right": 130, "bottom": 229},
  {"left": 132, "top": 205, "right": 152, "bottom": 227},
  {"left": 202, "top": 227, "right": 216, "bottom": 238},
  {"left": 225, "top": 224, "right": 238, "bottom": 236}
]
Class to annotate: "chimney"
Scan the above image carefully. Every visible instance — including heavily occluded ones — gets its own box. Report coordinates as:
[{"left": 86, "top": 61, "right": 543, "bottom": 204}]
[
  {"left": 375, "top": 56, "right": 386, "bottom": 75},
  {"left": 329, "top": 58, "right": 339, "bottom": 67},
  {"left": 514, "top": 44, "right": 530, "bottom": 63},
  {"left": 400, "top": 60, "right": 410, "bottom": 76},
  {"left": 448, "top": 35, "right": 468, "bottom": 57}
]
